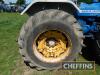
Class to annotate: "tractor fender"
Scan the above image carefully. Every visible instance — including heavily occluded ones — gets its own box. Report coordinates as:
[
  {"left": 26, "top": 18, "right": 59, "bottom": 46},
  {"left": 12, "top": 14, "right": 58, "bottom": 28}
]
[{"left": 21, "top": 0, "right": 81, "bottom": 15}]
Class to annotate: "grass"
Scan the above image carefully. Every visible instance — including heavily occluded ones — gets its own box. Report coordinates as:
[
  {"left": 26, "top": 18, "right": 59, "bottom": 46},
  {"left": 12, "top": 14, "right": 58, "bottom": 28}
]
[
  {"left": 0, "top": 13, "right": 28, "bottom": 75},
  {"left": 0, "top": 13, "right": 100, "bottom": 75}
]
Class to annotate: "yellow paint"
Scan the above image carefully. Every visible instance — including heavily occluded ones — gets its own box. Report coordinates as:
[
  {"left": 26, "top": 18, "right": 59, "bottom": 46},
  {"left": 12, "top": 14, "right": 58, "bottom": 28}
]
[{"left": 36, "top": 30, "right": 72, "bottom": 58}]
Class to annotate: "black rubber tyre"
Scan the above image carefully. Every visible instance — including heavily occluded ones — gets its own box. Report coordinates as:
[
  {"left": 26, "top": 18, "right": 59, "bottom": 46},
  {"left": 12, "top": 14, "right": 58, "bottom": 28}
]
[
  {"left": 94, "top": 32, "right": 100, "bottom": 63},
  {"left": 82, "top": 32, "right": 100, "bottom": 63},
  {"left": 18, "top": 9, "right": 84, "bottom": 70}
]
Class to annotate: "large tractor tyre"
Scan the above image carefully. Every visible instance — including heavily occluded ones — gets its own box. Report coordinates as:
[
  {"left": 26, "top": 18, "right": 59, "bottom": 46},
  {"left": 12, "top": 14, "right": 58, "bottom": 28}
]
[
  {"left": 82, "top": 32, "right": 100, "bottom": 63},
  {"left": 18, "top": 9, "right": 84, "bottom": 70},
  {"left": 94, "top": 32, "right": 100, "bottom": 63}
]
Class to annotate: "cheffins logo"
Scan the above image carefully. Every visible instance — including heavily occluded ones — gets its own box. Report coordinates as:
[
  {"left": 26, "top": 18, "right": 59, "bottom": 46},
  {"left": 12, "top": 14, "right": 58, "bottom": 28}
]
[{"left": 62, "top": 61, "right": 95, "bottom": 70}]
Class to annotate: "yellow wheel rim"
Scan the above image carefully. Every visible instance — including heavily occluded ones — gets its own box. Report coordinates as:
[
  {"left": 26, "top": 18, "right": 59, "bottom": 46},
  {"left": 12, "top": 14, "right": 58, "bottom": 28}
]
[{"left": 33, "top": 30, "right": 72, "bottom": 63}]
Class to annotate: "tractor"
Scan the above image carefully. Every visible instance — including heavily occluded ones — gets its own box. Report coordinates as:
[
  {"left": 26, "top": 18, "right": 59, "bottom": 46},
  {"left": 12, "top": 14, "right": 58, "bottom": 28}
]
[{"left": 18, "top": 0, "right": 100, "bottom": 70}]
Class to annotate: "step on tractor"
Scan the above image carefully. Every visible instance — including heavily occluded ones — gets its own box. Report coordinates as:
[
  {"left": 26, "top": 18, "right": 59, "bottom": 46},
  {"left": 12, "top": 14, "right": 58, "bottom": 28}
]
[{"left": 18, "top": 0, "right": 100, "bottom": 70}]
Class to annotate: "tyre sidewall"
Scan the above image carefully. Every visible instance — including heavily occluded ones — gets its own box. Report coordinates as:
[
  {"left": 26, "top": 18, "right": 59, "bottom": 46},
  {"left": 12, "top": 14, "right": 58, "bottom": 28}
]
[{"left": 26, "top": 21, "right": 81, "bottom": 69}]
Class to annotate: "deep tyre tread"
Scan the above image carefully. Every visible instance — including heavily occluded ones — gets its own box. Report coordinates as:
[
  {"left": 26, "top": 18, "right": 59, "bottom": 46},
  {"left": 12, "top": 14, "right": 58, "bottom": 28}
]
[{"left": 18, "top": 9, "right": 84, "bottom": 70}]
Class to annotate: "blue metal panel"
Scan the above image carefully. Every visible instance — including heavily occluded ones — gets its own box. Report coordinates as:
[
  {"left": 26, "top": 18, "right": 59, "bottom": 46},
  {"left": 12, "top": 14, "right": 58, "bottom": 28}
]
[
  {"left": 80, "top": 3, "right": 100, "bottom": 10},
  {"left": 78, "top": 3, "right": 100, "bottom": 16},
  {"left": 78, "top": 19, "right": 99, "bottom": 33},
  {"left": 92, "top": 0, "right": 99, "bottom": 2}
]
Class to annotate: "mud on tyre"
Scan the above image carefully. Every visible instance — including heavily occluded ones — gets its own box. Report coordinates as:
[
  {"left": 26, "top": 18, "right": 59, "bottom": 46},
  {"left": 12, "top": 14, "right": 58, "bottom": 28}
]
[{"left": 18, "top": 9, "right": 84, "bottom": 70}]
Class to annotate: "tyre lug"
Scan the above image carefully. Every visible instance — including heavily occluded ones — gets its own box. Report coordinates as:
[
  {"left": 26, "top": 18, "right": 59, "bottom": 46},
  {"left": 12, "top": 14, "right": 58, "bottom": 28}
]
[
  {"left": 79, "top": 51, "right": 82, "bottom": 55},
  {"left": 82, "top": 43, "right": 86, "bottom": 47}
]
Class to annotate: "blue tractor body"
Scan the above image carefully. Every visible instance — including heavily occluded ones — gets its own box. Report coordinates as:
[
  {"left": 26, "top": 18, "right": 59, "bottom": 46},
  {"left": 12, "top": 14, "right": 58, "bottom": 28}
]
[
  {"left": 76, "top": 0, "right": 100, "bottom": 34},
  {"left": 79, "top": 2, "right": 100, "bottom": 16}
]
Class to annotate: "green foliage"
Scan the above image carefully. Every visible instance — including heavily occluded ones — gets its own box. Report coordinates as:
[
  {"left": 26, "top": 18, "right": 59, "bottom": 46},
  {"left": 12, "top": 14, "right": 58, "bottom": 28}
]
[
  {"left": 79, "top": 0, "right": 92, "bottom": 3},
  {"left": 16, "top": 0, "right": 25, "bottom": 5},
  {"left": 0, "top": 0, "right": 4, "bottom": 3},
  {"left": 0, "top": 0, "right": 3, "bottom": 2}
]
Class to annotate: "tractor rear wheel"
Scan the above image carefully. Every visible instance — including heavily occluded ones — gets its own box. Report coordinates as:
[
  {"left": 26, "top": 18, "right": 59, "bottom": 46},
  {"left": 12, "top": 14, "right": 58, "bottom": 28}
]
[{"left": 18, "top": 9, "right": 84, "bottom": 70}]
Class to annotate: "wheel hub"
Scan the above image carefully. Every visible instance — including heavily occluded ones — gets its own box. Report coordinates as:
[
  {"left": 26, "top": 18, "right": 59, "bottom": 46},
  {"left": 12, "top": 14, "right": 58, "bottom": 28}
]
[
  {"left": 33, "top": 30, "right": 72, "bottom": 63},
  {"left": 46, "top": 38, "right": 56, "bottom": 47}
]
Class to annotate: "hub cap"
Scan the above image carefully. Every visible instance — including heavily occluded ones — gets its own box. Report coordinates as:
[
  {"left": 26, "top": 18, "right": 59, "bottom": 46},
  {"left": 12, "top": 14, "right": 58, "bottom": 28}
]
[{"left": 33, "top": 30, "right": 72, "bottom": 63}]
